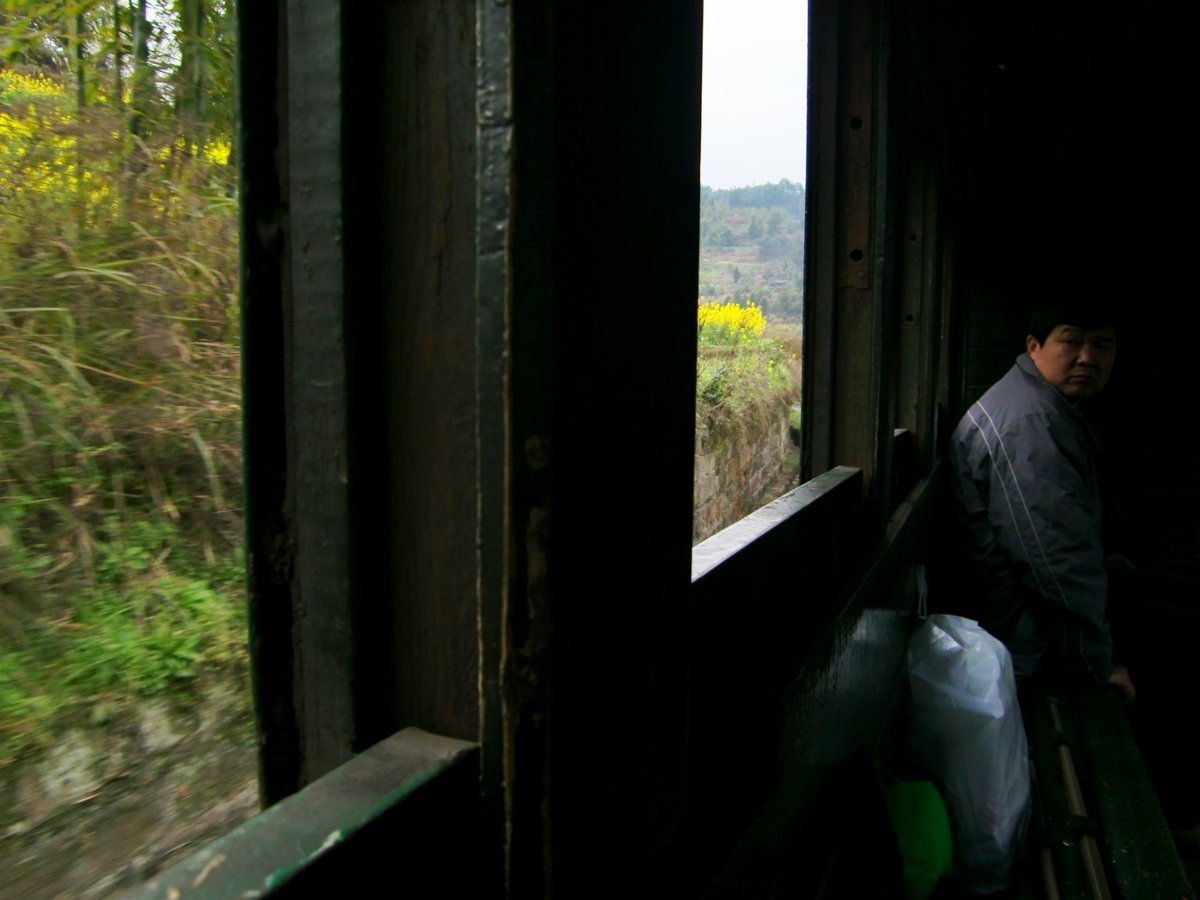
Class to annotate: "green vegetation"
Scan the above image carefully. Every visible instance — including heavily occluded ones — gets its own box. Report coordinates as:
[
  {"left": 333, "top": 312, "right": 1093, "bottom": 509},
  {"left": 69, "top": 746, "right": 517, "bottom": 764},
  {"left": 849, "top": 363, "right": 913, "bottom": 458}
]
[
  {"left": 699, "top": 179, "right": 805, "bottom": 318},
  {"left": 696, "top": 181, "right": 804, "bottom": 444},
  {"left": 695, "top": 300, "right": 801, "bottom": 444},
  {"left": 0, "top": 4, "right": 243, "bottom": 765}
]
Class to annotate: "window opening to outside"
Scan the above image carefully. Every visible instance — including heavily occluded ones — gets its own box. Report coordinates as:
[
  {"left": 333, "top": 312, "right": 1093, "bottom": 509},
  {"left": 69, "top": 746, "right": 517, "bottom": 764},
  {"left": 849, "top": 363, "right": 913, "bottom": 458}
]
[
  {"left": 0, "top": 3, "right": 255, "bottom": 894},
  {"left": 695, "top": 0, "right": 809, "bottom": 544}
]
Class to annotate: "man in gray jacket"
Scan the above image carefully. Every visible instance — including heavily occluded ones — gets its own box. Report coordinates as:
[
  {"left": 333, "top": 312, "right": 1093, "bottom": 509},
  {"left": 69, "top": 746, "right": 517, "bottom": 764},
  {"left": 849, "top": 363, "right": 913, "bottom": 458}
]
[{"left": 948, "top": 300, "right": 1135, "bottom": 703}]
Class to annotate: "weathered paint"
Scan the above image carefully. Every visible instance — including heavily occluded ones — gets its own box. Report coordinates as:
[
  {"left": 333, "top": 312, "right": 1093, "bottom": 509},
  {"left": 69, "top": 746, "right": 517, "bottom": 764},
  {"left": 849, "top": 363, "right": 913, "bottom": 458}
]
[
  {"left": 373, "top": 1, "right": 481, "bottom": 744},
  {"left": 475, "top": 0, "right": 514, "bottom": 891},
  {"left": 692, "top": 465, "right": 861, "bottom": 581},
  {"left": 284, "top": 0, "right": 356, "bottom": 789},
  {"left": 127, "top": 729, "right": 478, "bottom": 898}
]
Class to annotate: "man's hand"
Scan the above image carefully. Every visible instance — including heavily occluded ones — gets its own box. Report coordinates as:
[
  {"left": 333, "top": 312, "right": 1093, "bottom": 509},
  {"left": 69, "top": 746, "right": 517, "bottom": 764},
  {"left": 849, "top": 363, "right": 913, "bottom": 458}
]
[{"left": 1107, "top": 663, "right": 1136, "bottom": 706}]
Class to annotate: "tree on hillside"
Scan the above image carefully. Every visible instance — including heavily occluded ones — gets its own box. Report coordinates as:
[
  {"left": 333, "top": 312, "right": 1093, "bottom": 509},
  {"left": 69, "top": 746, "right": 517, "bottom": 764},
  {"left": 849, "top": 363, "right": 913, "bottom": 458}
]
[
  {"left": 706, "top": 179, "right": 805, "bottom": 217},
  {"left": 711, "top": 224, "right": 735, "bottom": 248},
  {"left": 698, "top": 180, "right": 807, "bottom": 323}
]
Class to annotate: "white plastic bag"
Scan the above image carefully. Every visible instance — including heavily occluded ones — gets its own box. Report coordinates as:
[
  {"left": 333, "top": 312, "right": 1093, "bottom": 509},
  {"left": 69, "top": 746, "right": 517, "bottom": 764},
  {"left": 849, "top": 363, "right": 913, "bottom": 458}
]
[{"left": 906, "top": 614, "right": 1030, "bottom": 893}]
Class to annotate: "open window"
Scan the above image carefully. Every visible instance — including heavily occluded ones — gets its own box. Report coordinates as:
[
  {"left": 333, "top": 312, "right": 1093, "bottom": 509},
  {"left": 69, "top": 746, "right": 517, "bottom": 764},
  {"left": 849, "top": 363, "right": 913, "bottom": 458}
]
[
  {"left": 694, "top": 0, "right": 810, "bottom": 544},
  {"left": 0, "top": 3, "right": 255, "bottom": 896}
]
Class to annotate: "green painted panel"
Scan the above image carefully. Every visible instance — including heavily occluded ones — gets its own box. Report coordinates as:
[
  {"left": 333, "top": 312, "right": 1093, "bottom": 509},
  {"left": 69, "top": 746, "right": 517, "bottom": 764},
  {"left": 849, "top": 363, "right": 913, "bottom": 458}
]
[{"left": 128, "top": 729, "right": 480, "bottom": 898}]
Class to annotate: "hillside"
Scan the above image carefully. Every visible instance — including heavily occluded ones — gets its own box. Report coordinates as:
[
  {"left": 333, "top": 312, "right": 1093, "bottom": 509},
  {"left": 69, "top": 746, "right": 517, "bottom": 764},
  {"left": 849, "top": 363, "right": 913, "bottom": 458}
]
[{"left": 699, "top": 179, "right": 805, "bottom": 320}]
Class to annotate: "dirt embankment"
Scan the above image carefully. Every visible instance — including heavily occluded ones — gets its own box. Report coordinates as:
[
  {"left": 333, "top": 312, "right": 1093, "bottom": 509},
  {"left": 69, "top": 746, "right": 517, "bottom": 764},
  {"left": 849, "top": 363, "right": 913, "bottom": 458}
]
[{"left": 1, "top": 672, "right": 259, "bottom": 899}]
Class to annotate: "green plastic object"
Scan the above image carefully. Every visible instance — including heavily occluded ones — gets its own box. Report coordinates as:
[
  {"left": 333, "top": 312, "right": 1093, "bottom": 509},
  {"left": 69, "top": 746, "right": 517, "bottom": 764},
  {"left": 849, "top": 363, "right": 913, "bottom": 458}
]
[{"left": 883, "top": 778, "right": 954, "bottom": 900}]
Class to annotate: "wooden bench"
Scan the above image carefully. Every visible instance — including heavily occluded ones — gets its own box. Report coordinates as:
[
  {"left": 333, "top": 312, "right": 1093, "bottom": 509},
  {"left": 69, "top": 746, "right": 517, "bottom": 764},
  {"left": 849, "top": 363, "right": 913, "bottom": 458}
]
[{"left": 1019, "top": 685, "right": 1194, "bottom": 899}]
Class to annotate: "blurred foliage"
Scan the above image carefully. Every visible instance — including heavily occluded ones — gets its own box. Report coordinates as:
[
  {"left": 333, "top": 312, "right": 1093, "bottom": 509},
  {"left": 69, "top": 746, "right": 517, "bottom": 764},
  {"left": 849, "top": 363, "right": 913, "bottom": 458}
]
[{"left": 0, "top": 11, "right": 243, "bottom": 765}]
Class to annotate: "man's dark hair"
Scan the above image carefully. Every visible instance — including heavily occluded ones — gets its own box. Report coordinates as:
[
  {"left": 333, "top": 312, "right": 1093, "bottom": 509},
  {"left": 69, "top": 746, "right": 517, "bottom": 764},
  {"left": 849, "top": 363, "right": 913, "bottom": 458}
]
[{"left": 1027, "top": 295, "right": 1119, "bottom": 345}]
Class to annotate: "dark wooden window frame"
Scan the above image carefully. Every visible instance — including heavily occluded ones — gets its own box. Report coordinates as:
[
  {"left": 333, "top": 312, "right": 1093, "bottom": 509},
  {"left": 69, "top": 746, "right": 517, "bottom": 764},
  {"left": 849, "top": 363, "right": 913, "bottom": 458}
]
[{"left": 139, "top": 0, "right": 955, "bottom": 895}]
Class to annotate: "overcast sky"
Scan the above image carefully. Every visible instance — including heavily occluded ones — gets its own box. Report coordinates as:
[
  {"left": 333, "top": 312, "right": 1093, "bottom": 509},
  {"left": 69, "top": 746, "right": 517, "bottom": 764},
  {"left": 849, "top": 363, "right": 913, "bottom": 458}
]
[{"left": 700, "top": 0, "right": 809, "bottom": 189}]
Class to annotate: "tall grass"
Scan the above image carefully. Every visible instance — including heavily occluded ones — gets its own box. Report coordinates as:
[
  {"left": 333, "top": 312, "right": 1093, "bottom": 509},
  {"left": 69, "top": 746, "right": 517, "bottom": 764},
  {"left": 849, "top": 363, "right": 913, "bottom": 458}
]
[
  {"left": 0, "top": 68, "right": 244, "bottom": 763},
  {"left": 695, "top": 301, "right": 800, "bottom": 442}
]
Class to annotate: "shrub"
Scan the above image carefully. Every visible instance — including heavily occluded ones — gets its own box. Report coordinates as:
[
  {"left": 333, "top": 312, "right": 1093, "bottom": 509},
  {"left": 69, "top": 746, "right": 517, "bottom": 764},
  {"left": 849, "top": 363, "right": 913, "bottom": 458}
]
[{"left": 695, "top": 301, "right": 799, "bottom": 441}]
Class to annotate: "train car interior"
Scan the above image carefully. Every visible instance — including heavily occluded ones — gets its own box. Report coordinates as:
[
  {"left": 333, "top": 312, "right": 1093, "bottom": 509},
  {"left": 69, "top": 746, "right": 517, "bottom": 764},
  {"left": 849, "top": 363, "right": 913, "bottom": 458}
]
[{"left": 131, "top": 0, "right": 1198, "bottom": 897}]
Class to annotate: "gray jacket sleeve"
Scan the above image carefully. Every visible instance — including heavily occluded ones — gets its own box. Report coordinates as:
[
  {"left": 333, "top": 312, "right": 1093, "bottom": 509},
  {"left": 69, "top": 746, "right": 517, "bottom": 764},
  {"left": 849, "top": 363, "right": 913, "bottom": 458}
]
[{"left": 954, "top": 405, "right": 1113, "bottom": 683}]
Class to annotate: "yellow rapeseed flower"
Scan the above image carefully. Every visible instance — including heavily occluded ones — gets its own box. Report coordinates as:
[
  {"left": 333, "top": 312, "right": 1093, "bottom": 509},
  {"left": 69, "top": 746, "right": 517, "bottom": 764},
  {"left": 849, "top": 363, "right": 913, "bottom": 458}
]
[
  {"left": 204, "top": 140, "right": 232, "bottom": 166},
  {"left": 0, "top": 70, "right": 65, "bottom": 102},
  {"left": 697, "top": 300, "right": 767, "bottom": 346}
]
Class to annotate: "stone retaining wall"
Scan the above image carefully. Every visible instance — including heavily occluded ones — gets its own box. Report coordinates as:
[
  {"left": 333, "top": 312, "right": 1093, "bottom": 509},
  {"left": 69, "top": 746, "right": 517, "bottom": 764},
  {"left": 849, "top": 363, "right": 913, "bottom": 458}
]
[
  {"left": 693, "top": 398, "right": 799, "bottom": 544},
  {"left": 1, "top": 672, "right": 258, "bottom": 898}
]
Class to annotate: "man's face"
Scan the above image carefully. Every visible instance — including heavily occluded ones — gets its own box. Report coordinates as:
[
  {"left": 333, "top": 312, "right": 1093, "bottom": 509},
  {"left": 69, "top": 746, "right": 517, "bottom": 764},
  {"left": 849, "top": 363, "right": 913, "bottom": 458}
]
[{"left": 1026, "top": 324, "right": 1117, "bottom": 400}]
